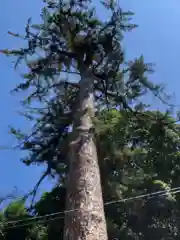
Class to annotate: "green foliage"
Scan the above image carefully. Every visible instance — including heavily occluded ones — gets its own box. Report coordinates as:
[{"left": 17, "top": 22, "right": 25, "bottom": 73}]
[
  {"left": 1, "top": 0, "right": 164, "bottom": 111},
  {"left": 26, "top": 225, "right": 48, "bottom": 240},
  {"left": 1, "top": 201, "right": 31, "bottom": 240},
  {"left": 4, "top": 200, "right": 27, "bottom": 220},
  {"left": 98, "top": 109, "right": 180, "bottom": 239}
]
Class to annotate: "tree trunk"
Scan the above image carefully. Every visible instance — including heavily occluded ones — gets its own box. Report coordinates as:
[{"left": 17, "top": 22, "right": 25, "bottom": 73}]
[{"left": 63, "top": 67, "right": 108, "bottom": 240}]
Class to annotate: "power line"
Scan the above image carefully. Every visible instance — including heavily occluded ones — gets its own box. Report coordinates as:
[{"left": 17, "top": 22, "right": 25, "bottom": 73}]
[
  {"left": 3, "top": 187, "right": 180, "bottom": 230},
  {"left": 1, "top": 186, "right": 180, "bottom": 228},
  {"left": 104, "top": 186, "right": 180, "bottom": 206},
  {"left": 5, "top": 215, "right": 64, "bottom": 230}
]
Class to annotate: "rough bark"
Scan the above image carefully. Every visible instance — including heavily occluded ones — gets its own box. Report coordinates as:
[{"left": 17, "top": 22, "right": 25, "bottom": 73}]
[{"left": 63, "top": 67, "right": 108, "bottom": 240}]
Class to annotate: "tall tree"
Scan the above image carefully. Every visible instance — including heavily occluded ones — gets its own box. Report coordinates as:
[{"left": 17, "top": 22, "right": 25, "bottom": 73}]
[{"left": 0, "top": 0, "right": 169, "bottom": 239}]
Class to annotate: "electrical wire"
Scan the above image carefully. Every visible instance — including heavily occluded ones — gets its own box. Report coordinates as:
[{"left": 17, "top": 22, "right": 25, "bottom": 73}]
[
  {"left": 5, "top": 215, "right": 64, "bottom": 230},
  {"left": 4, "top": 187, "right": 180, "bottom": 230},
  {"left": 1, "top": 185, "right": 180, "bottom": 229},
  {"left": 104, "top": 186, "right": 180, "bottom": 206}
]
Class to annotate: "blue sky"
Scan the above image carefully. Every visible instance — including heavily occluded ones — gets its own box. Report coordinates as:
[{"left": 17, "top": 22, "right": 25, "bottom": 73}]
[{"left": 0, "top": 0, "right": 180, "bottom": 200}]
